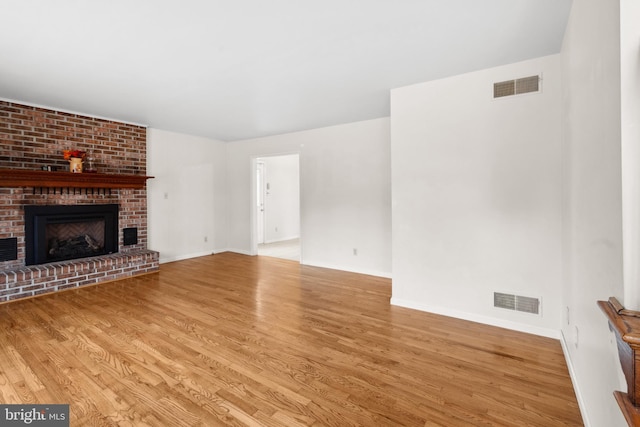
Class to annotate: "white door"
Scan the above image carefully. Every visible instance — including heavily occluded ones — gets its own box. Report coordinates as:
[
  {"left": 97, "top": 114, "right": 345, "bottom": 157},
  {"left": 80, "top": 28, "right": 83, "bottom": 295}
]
[{"left": 256, "top": 161, "right": 265, "bottom": 244}]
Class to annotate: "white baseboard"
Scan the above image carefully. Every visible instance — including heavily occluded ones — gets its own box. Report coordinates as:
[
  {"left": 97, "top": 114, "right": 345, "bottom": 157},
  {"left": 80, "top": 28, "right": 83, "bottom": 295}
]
[
  {"left": 560, "top": 330, "right": 591, "bottom": 427},
  {"left": 220, "top": 248, "right": 254, "bottom": 256},
  {"left": 301, "top": 259, "right": 392, "bottom": 279},
  {"left": 158, "top": 250, "right": 214, "bottom": 264},
  {"left": 390, "top": 297, "right": 561, "bottom": 339}
]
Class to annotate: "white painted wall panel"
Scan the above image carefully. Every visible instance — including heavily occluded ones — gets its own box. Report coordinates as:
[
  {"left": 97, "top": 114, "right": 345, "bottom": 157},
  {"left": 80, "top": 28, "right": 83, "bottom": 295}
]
[
  {"left": 391, "top": 55, "right": 563, "bottom": 337},
  {"left": 226, "top": 118, "right": 391, "bottom": 277},
  {"left": 147, "top": 128, "right": 227, "bottom": 263},
  {"left": 561, "top": 0, "right": 625, "bottom": 425}
]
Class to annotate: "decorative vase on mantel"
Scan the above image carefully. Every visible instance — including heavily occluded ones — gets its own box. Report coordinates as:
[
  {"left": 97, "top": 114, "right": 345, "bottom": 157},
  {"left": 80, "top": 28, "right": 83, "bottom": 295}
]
[
  {"left": 63, "top": 149, "right": 87, "bottom": 173},
  {"left": 69, "top": 157, "right": 83, "bottom": 173}
]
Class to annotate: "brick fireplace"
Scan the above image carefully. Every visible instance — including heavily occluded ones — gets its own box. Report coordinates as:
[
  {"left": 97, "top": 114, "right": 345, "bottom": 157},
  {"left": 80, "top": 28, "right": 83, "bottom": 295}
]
[{"left": 0, "top": 100, "right": 159, "bottom": 302}]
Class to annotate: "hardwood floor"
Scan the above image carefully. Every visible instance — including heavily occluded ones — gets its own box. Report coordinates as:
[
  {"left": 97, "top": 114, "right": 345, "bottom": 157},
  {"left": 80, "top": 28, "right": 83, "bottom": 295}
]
[{"left": 0, "top": 252, "right": 583, "bottom": 426}]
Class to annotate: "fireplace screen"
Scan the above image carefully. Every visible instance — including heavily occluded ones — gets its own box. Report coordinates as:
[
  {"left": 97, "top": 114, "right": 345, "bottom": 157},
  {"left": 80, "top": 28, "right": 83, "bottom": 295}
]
[{"left": 24, "top": 204, "right": 119, "bottom": 265}]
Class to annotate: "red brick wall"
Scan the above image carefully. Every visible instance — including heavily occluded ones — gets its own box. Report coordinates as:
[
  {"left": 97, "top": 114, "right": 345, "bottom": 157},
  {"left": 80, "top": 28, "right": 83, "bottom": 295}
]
[
  {"left": 0, "top": 101, "right": 157, "bottom": 301},
  {"left": 0, "top": 100, "right": 145, "bottom": 174}
]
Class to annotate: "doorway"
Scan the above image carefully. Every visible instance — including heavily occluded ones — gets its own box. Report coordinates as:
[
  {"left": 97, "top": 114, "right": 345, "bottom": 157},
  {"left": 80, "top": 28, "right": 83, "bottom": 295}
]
[
  {"left": 253, "top": 154, "right": 300, "bottom": 261},
  {"left": 256, "top": 160, "right": 265, "bottom": 245}
]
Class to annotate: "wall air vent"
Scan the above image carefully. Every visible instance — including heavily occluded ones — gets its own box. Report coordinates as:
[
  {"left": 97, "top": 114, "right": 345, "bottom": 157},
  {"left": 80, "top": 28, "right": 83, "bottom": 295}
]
[
  {"left": 493, "top": 75, "right": 540, "bottom": 98},
  {"left": 123, "top": 227, "right": 138, "bottom": 246},
  {"left": 0, "top": 237, "right": 18, "bottom": 262},
  {"left": 494, "top": 292, "right": 540, "bottom": 315}
]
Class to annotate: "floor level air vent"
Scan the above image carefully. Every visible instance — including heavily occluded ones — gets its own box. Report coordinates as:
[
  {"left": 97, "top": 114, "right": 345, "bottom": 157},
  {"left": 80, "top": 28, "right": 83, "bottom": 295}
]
[
  {"left": 123, "top": 227, "right": 138, "bottom": 246},
  {"left": 493, "top": 75, "right": 540, "bottom": 98},
  {"left": 494, "top": 292, "right": 540, "bottom": 315},
  {"left": 0, "top": 237, "right": 18, "bottom": 262}
]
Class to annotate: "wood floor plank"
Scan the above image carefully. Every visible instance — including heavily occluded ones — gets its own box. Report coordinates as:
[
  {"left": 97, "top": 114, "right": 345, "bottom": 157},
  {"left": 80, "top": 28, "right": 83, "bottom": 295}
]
[{"left": 0, "top": 252, "right": 583, "bottom": 426}]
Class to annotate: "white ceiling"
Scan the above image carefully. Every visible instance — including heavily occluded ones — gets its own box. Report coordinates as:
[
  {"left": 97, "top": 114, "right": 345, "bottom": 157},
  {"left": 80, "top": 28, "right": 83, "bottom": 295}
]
[{"left": 0, "top": 0, "right": 572, "bottom": 141}]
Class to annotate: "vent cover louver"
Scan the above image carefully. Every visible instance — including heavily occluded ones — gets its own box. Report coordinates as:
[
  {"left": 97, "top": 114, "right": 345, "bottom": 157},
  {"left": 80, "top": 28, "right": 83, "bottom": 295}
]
[
  {"left": 494, "top": 292, "right": 540, "bottom": 315},
  {"left": 123, "top": 227, "right": 138, "bottom": 246},
  {"left": 0, "top": 237, "right": 18, "bottom": 262},
  {"left": 493, "top": 75, "right": 540, "bottom": 98}
]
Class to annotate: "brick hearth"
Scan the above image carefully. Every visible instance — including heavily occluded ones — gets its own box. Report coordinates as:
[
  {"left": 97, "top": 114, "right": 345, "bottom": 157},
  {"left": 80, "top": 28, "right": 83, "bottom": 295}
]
[
  {"left": 0, "top": 100, "right": 159, "bottom": 302},
  {"left": 0, "top": 251, "right": 158, "bottom": 300}
]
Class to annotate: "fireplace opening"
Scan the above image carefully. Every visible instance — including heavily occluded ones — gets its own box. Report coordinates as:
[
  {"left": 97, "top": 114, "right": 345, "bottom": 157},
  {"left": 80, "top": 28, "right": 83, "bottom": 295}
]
[{"left": 25, "top": 204, "right": 118, "bottom": 265}]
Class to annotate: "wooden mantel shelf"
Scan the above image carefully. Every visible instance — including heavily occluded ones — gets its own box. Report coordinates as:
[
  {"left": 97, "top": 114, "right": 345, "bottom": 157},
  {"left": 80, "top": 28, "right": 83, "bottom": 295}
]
[
  {"left": 599, "top": 297, "right": 640, "bottom": 426},
  {"left": 0, "top": 169, "right": 153, "bottom": 189}
]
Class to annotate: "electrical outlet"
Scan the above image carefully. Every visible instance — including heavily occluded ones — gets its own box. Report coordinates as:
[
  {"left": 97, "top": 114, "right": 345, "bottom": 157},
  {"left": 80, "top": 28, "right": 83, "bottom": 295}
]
[
  {"left": 163, "top": 192, "right": 169, "bottom": 199},
  {"left": 353, "top": 248, "right": 358, "bottom": 256},
  {"left": 204, "top": 236, "right": 208, "bottom": 243},
  {"left": 574, "top": 325, "right": 579, "bottom": 348},
  {"left": 566, "top": 306, "right": 570, "bottom": 325}
]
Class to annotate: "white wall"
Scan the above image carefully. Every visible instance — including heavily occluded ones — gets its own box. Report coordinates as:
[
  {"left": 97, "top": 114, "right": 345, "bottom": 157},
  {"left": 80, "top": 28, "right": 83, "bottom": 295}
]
[
  {"left": 261, "top": 154, "right": 300, "bottom": 243},
  {"left": 226, "top": 118, "right": 391, "bottom": 277},
  {"left": 561, "top": 0, "right": 626, "bottom": 425},
  {"left": 390, "top": 55, "right": 564, "bottom": 338},
  {"left": 621, "top": 0, "right": 640, "bottom": 310},
  {"left": 147, "top": 128, "right": 227, "bottom": 263}
]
